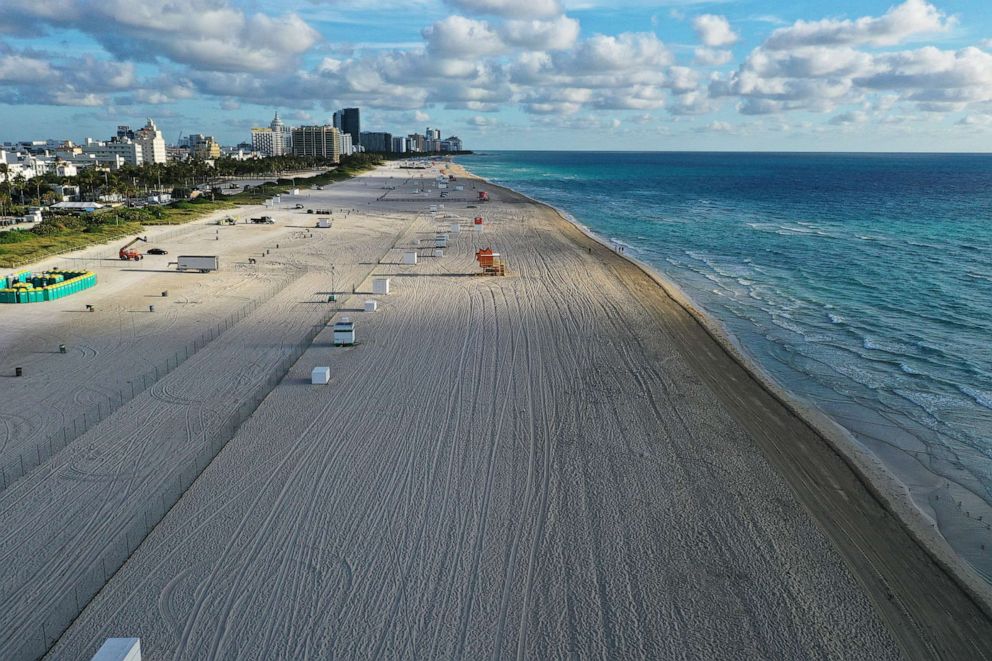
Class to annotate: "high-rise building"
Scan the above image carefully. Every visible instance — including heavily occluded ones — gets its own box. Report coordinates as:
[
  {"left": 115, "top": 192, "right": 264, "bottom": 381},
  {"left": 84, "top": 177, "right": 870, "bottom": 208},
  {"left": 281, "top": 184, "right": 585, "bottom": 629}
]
[
  {"left": 359, "top": 131, "right": 392, "bottom": 153},
  {"left": 441, "top": 136, "right": 463, "bottom": 152},
  {"left": 188, "top": 134, "right": 221, "bottom": 159},
  {"left": 407, "top": 133, "right": 425, "bottom": 152},
  {"left": 134, "top": 118, "right": 167, "bottom": 164},
  {"left": 251, "top": 112, "right": 290, "bottom": 157},
  {"left": 81, "top": 141, "right": 142, "bottom": 167},
  {"left": 337, "top": 108, "right": 360, "bottom": 148},
  {"left": 291, "top": 125, "right": 340, "bottom": 162},
  {"left": 339, "top": 132, "right": 353, "bottom": 157},
  {"left": 391, "top": 136, "right": 408, "bottom": 153}
]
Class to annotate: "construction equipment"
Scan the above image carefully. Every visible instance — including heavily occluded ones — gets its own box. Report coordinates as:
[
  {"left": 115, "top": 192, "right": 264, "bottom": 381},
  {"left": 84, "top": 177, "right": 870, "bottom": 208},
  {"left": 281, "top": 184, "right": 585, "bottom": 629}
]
[
  {"left": 118, "top": 236, "right": 147, "bottom": 261},
  {"left": 219, "top": 216, "right": 236, "bottom": 225},
  {"left": 475, "top": 248, "right": 506, "bottom": 276},
  {"left": 250, "top": 216, "right": 274, "bottom": 224},
  {"left": 478, "top": 191, "right": 490, "bottom": 202}
]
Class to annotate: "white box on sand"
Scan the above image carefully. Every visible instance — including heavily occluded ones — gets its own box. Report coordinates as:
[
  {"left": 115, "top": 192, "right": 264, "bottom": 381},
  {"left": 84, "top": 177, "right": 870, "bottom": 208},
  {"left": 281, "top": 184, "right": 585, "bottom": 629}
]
[
  {"left": 433, "top": 248, "right": 444, "bottom": 257},
  {"left": 364, "top": 300, "right": 378, "bottom": 312},
  {"left": 372, "top": 277, "right": 390, "bottom": 295},
  {"left": 450, "top": 223, "right": 460, "bottom": 233},
  {"left": 402, "top": 251, "right": 418, "bottom": 265},
  {"left": 90, "top": 638, "right": 141, "bottom": 661},
  {"left": 333, "top": 320, "right": 355, "bottom": 346},
  {"left": 473, "top": 224, "right": 483, "bottom": 232},
  {"left": 311, "top": 367, "right": 330, "bottom": 385}
]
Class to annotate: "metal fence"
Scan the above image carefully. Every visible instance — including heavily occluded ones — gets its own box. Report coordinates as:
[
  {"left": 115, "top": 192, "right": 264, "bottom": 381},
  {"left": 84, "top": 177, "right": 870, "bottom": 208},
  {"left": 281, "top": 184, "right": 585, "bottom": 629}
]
[
  {"left": 5, "top": 290, "right": 342, "bottom": 661},
  {"left": 0, "top": 276, "right": 288, "bottom": 494}
]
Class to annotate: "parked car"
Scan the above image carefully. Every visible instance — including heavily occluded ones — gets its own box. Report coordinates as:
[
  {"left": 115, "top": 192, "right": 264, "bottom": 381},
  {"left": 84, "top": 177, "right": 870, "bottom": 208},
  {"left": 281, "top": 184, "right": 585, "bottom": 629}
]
[{"left": 147, "top": 248, "right": 168, "bottom": 255}]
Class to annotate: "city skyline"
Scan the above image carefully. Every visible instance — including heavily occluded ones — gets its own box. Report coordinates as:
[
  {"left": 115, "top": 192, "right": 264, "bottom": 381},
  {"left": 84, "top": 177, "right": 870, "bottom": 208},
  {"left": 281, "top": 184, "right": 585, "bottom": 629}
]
[{"left": 2, "top": 0, "right": 992, "bottom": 151}]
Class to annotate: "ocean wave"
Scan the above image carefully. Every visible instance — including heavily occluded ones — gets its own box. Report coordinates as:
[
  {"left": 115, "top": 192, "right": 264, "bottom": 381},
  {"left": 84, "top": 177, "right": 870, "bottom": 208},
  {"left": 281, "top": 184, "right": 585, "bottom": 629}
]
[
  {"left": 827, "top": 312, "right": 845, "bottom": 324},
  {"left": 959, "top": 385, "right": 992, "bottom": 411}
]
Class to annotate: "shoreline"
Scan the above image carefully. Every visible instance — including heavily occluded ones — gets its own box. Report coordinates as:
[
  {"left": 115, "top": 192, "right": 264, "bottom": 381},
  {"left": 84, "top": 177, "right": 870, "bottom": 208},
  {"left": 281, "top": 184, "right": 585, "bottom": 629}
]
[
  {"left": 26, "top": 160, "right": 992, "bottom": 659},
  {"left": 450, "top": 161, "right": 992, "bottom": 626}
]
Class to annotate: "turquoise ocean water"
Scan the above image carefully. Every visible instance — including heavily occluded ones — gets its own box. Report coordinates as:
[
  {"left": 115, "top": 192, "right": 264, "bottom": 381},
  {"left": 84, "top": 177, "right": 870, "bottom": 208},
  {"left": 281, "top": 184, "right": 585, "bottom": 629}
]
[{"left": 464, "top": 151, "right": 992, "bottom": 575}]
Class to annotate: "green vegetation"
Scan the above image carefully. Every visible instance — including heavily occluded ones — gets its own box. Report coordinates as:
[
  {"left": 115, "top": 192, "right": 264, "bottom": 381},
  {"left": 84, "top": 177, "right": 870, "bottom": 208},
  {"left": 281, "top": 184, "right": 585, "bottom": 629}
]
[{"left": 0, "top": 153, "right": 389, "bottom": 268}]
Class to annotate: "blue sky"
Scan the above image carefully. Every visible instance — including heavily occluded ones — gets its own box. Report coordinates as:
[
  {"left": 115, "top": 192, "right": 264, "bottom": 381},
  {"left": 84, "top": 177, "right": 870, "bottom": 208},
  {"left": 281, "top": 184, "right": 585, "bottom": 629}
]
[{"left": 1, "top": 0, "right": 991, "bottom": 150}]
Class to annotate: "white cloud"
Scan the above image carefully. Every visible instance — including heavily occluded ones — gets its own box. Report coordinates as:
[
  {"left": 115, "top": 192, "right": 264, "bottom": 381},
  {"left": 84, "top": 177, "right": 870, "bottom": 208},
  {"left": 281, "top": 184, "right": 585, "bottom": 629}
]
[
  {"left": 3, "top": 0, "right": 321, "bottom": 73},
  {"left": 829, "top": 110, "right": 868, "bottom": 125},
  {"left": 693, "top": 14, "right": 738, "bottom": 47},
  {"left": 711, "top": 1, "right": 988, "bottom": 119},
  {"left": 446, "top": 0, "right": 563, "bottom": 18},
  {"left": 422, "top": 16, "right": 505, "bottom": 56},
  {"left": 694, "top": 48, "right": 733, "bottom": 66},
  {"left": 500, "top": 16, "right": 580, "bottom": 51},
  {"left": 764, "top": 0, "right": 952, "bottom": 50}
]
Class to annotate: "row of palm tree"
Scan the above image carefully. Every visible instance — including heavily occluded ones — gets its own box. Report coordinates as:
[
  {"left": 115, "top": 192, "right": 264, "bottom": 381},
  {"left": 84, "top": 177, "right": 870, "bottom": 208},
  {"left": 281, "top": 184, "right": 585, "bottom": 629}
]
[{"left": 0, "top": 154, "right": 339, "bottom": 211}]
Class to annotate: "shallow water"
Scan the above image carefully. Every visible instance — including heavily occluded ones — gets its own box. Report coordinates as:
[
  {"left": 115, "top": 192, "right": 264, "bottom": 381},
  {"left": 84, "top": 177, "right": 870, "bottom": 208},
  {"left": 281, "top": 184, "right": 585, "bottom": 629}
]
[{"left": 464, "top": 151, "right": 992, "bottom": 576}]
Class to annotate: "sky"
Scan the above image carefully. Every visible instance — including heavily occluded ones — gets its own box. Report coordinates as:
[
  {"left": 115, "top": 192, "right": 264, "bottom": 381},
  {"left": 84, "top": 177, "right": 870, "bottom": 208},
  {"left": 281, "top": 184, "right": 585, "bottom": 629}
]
[{"left": 1, "top": 0, "right": 992, "bottom": 151}]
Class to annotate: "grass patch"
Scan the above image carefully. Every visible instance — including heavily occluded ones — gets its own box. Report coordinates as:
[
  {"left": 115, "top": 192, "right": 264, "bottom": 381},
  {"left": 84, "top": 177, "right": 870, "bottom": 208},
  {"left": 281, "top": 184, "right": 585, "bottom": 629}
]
[
  {"left": 0, "top": 221, "right": 144, "bottom": 268},
  {"left": 0, "top": 157, "right": 389, "bottom": 268}
]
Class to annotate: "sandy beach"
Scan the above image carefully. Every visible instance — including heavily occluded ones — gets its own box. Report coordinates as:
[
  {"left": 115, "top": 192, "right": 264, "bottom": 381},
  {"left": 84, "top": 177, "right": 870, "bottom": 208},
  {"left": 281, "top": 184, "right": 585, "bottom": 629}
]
[{"left": 0, "top": 161, "right": 989, "bottom": 659}]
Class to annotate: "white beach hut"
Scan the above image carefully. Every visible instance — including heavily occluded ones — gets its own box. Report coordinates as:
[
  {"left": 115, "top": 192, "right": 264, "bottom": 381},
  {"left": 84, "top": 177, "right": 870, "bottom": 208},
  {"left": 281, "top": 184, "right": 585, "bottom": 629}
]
[
  {"left": 372, "top": 277, "right": 391, "bottom": 295},
  {"left": 364, "top": 300, "right": 378, "bottom": 313},
  {"left": 333, "top": 319, "right": 355, "bottom": 346},
  {"left": 402, "top": 251, "right": 418, "bottom": 265},
  {"left": 311, "top": 366, "right": 331, "bottom": 385}
]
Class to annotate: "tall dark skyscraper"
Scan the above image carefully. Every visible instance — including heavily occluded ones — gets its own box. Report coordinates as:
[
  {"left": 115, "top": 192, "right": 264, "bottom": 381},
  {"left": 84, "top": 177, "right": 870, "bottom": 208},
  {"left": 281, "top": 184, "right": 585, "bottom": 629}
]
[{"left": 337, "top": 108, "right": 360, "bottom": 148}]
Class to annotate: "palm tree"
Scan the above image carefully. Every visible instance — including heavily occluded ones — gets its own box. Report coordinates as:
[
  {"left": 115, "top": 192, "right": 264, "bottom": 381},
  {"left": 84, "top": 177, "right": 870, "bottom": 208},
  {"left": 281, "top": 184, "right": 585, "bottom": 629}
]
[{"left": 0, "top": 163, "right": 8, "bottom": 217}]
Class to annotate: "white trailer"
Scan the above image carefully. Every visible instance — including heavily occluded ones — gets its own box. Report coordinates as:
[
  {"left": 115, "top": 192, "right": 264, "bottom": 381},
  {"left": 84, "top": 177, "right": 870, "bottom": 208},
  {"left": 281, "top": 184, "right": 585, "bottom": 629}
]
[{"left": 176, "top": 255, "right": 219, "bottom": 272}]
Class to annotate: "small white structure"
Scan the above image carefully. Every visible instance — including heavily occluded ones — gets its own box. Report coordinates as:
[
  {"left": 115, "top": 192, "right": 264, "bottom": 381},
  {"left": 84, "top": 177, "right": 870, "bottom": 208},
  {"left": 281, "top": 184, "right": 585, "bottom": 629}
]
[
  {"left": 429, "top": 205, "right": 438, "bottom": 213},
  {"left": 311, "top": 366, "right": 331, "bottom": 385},
  {"left": 23, "top": 210, "right": 42, "bottom": 223},
  {"left": 473, "top": 223, "right": 483, "bottom": 232},
  {"left": 90, "top": 638, "right": 141, "bottom": 661},
  {"left": 364, "top": 300, "right": 378, "bottom": 313},
  {"left": 372, "top": 277, "right": 390, "bottom": 295},
  {"left": 449, "top": 223, "right": 460, "bottom": 234},
  {"left": 333, "top": 319, "right": 355, "bottom": 346},
  {"left": 433, "top": 248, "right": 444, "bottom": 257},
  {"left": 316, "top": 218, "right": 331, "bottom": 228},
  {"left": 436, "top": 234, "right": 448, "bottom": 248},
  {"left": 455, "top": 185, "right": 464, "bottom": 191},
  {"left": 402, "top": 251, "right": 418, "bottom": 265}
]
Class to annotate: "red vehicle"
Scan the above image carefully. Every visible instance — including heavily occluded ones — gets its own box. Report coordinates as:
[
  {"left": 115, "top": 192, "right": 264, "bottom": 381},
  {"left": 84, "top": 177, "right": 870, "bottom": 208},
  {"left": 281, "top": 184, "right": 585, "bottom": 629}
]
[
  {"left": 478, "top": 191, "right": 490, "bottom": 202},
  {"left": 118, "top": 236, "right": 147, "bottom": 261}
]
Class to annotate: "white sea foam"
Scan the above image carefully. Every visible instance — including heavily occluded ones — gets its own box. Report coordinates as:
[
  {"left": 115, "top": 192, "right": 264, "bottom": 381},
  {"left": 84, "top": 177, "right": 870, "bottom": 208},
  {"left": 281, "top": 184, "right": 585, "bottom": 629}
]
[{"left": 960, "top": 385, "right": 992, "bottom": 411}]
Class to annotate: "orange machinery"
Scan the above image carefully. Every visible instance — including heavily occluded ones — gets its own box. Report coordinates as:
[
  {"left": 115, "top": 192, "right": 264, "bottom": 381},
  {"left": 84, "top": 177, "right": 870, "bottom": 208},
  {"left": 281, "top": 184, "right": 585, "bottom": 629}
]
[{"left": 119, "top": 236, "right": 147, "bottom": 261}]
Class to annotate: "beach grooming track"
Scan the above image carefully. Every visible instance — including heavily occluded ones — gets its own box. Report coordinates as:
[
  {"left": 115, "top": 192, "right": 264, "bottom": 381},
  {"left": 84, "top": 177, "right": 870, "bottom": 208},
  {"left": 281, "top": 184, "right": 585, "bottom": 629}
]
[{"left": 0, "top": 163, "right": 989, "bottom": 660}]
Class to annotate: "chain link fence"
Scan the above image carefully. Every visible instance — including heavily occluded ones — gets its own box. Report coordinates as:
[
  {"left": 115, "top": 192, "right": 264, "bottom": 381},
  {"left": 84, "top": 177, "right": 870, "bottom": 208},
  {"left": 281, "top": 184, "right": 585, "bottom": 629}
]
[
  {"left": 6, "top": 289, "right": 342, "bottom": 661},
  {"left": 0, "top": 276, "right": 289, "bottom": 494}
]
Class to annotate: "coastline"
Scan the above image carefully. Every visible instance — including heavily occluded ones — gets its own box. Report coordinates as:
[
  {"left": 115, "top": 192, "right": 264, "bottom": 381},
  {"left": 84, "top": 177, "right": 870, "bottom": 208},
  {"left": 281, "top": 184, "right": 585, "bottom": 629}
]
[
  {"left": 450, "top": 160, "right": 992, "bottom": 635},
  {"left": 22, "top": 160, "right": 990, "bottom": 659}
]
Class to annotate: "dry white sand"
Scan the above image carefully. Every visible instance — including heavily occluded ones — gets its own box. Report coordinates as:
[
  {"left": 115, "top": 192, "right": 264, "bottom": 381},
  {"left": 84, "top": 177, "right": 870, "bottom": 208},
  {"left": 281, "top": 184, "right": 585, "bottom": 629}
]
[{"left": 1, "top": 162, "right": 989, "bottom": 660}]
